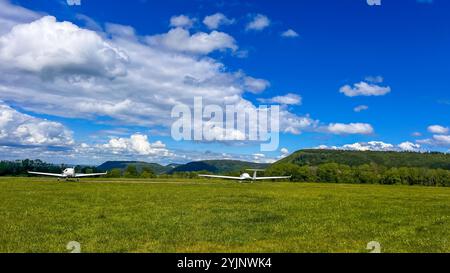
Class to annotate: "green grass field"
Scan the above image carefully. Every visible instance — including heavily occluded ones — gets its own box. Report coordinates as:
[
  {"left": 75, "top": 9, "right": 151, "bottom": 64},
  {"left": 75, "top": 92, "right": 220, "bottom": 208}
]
[{"left": 0, "top": 177, "right": 449, "bottom": 253}]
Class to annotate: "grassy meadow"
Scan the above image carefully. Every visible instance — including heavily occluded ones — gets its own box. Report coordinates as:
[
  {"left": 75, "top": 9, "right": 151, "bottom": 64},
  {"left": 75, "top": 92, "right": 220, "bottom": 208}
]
[{"left": 0, "top": 177, "right": 449, "bottom": 253}]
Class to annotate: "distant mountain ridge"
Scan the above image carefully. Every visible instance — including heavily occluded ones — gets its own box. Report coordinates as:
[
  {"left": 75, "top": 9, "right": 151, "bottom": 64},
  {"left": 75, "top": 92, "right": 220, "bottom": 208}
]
[
  {"left": 97, "top": 160, "right": 268, "bottom": 175},
  {"left": 97, "top": 161, "right": 179, "bottom": 174},
  {"left": 167, "top": 160, "right": 269, "bottom": 174}
]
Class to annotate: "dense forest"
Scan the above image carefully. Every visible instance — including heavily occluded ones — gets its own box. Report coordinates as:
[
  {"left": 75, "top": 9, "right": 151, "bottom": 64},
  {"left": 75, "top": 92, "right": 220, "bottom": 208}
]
[
  {"left": 269, "top": 150, "right": 450, "bottom": 186},
  {"left": 265, "top": 162, "right": 450, "bottom": 187}
]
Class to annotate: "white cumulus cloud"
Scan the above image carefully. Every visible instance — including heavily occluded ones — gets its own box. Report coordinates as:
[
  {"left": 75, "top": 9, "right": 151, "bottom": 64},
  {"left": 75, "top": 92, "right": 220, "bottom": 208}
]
[
  {"left": 246, "top": 14, "right": 270, "bottom": 31},
  {"left": 354, "top": 105, "right": 369, "bottom": 112},
  {"left": 146, "top": 27, "right": 237, "bottom": 55},
  {"left": 427, "top": 125, "right": 449, "bottom": 134},
  {"left": 340, "top": 81, "right": 391, "bottom": 97},
  {"left": 318, "top": 141, "right": 422, "bottom": 152},
  {"left": 277, "top": 147, "right": 290, "bottom": 159},
  {"left": 169, "top": 15, "right": 194, "bottom": 29},
  {"left": 0, "top": 101, "right": 73, "bottom": 146},
  {"left": 258, "top": 93, "right": 302, "bottom": 105},
  {"left": 326, "top": 123, "right": 374, "bottom": 135},
  {"left": 281, "top": 29, "right": 299, "bottom": 38},
  {"left": 105, "top": 22, "right": 136, "bottom": 38},
  {"left": 0, "top": 16, "right": 129, "bottom": 79},
  {"left": 342, "top": 141, "right": 393, "bottom": 151},
  {"left": 417, "top": 125, "right": 450, "bottom": 148},
  {"left": 281, "top": 112, "right": 318, "bottom": 135},
  {"left": 243, "top": 76, "right": 270, "bottom": 94},
  {"left": 101, "top": 134, "right": 171, "bottom": 156},
  {"left": 203, "top": 13, "right": 235, "bottom": 29},
  {"left": 398, "top": 141, "right": 421, "bottom": 151},
  {"left": 432, "top": 135, "right": 450, "bottom": 145}
]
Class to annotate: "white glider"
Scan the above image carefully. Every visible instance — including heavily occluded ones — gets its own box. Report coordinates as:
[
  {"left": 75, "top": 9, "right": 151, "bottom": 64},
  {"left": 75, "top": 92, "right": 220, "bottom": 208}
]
[
  {"left": 199, "top": 169, "right": 291, "bottom": 182},
  {"left": 28, "top": 167, "right": 107, "bottom": 181}
]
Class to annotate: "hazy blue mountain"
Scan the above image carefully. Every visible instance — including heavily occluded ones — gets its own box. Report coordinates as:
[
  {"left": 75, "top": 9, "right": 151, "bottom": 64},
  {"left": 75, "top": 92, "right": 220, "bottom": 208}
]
[
  {"left": 167, "top": 160, "right": 269, "bottom": 174},
  {"left": 97, "top": 161, "right": 173, "bottom": 174}
]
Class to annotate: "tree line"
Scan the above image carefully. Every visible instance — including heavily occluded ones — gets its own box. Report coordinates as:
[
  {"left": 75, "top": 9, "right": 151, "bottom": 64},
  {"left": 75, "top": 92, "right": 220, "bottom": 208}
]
[
  {"left": 265, "top": 162, "right": 450, "bottom": 187},
  {"left": 105, "top": 165, "right": 205, "bottom": 179},
  {"left": 0, "top": 159, "right": 100, "bottom": 176},
  {"left": 112, "top": 162, "right": 450, "bottom": 187},
  {"left": 105, "top": 165, "right": 156, "bottom": 178}
]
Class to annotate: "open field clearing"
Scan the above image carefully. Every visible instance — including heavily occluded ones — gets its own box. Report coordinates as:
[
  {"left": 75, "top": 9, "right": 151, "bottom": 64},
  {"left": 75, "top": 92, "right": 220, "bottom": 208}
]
[{"left": 0, "top": 177, "right": 449, "bottom": 253}]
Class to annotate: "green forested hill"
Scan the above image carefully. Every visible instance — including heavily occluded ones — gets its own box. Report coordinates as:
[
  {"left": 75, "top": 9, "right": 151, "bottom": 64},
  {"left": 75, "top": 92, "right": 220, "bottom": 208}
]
[{"left": 277, "top": 149, "right": 450, "bottom": 170}]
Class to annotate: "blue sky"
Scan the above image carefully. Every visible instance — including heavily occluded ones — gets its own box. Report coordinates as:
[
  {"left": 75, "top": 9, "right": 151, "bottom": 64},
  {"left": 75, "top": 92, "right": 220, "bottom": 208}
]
[{"left": 0, "top": 0, "right": 448, "bottom": 165}]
